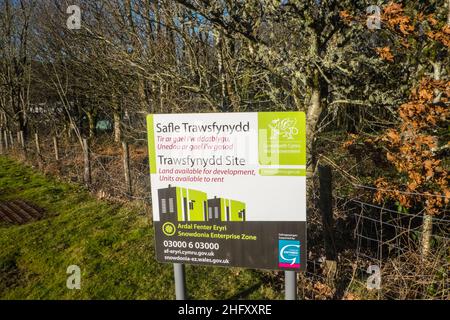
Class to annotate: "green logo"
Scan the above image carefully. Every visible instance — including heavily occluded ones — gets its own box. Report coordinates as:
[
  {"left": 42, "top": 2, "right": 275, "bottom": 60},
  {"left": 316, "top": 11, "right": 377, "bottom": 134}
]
[
  {"left": 162, "top": 222, "right": 176, "bottom": 236},
  {"left": 258, "top": 112, "right": 306, "bottom": 167}
]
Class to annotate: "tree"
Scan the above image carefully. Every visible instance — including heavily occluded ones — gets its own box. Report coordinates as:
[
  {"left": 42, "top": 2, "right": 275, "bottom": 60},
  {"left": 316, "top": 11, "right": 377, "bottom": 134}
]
[
  {"left": 170, "top": 0, "right": 424, "bottom": 174},
  {"left": 344, "top": 1, "right": 450, "bottom": 258},
  {"left": 0, "top": 0, "right": 35, "bottom": 135}
]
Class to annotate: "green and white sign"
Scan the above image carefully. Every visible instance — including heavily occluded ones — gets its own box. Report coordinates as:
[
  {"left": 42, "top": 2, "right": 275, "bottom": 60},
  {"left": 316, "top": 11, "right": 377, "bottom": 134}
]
[{"left": 147, "top": 112, "right": 306, "bottom": 271}]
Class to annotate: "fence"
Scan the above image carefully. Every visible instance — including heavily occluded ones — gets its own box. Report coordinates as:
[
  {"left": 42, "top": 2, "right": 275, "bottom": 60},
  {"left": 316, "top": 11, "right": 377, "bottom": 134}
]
[
  {"left": 0, "top": 129, "right": 151, "bottom": 201},
  {"left": 0, "top": 128, "right": 448, "bottom": 300}
]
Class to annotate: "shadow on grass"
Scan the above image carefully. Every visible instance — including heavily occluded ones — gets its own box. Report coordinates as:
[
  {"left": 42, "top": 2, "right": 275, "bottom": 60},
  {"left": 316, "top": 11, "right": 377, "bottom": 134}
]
[{"left": 226, "top": 281, "right": 263, "bottom": 300}]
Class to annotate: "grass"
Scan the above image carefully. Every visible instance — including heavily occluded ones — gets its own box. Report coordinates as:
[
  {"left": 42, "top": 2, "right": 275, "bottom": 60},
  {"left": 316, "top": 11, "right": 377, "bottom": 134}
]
[{"left": 0, "top": 156, "right": 280, "bottom": 300}]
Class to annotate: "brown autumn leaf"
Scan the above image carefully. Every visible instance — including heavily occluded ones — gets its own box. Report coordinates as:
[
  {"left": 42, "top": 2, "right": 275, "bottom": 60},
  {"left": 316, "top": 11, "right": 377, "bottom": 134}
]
[
  {"left": 343, "top": 292, "right": 360, "bottom": 300},
  {"left": 384, "top": 2, "right": 404, "bottom": 15},
  {"left": 339, "top": 10, "right": 353, "bottom": 23},
  {"left": 427, "top": 14, "right": 438, "bottom": 26},
  {"left": 408, "top": 181, "right": 418, "bottom": 191},
  {"left": 444, "top": 189, "right": 450, "bottom": 204},
  {"left": 375, "top": 47, "right": 394, "bottom": 62},
  {"left": 386, "top": 130, "right": 400, "bottom": 143},
  {"left": 418, "top": 86, "right": 433, "bottom": 101},
  {"left": 443, "top": 25, "right": 450, "bottom": 35}
]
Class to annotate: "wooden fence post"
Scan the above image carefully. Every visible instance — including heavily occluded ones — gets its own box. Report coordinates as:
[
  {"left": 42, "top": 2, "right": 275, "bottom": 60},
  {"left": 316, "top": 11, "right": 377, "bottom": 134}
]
[
  {"left": 83, "top": 138, "right": 92, "bottom": 187},
  {"left": 0, "top": 129, "right": 3, "bottom": 155},
  {"left": 9, "top": 131, "right": 14, "bottom": 148},
  {"left": 35, "top": 132, "right": 43, "bottom": 168},
  {"left": 19, "top": 131, "right": 26, "bottom": 159},
  {"left": 318, "top": 165, "right": 337, "bottom": 283},
  {"left": 53, "top": 136, "right": 60, "bottom": 161},
  {"left": 17, "top": 131, "right": 21, "bottom": 147},
  {"left": 35, "top": 132, "right": 41, "bottom": 156},
  {"left": 3, "top": 130, "right": 9, "bottom": 150},
  {"left": 122, "top": 141, "right": 132, "bottom": 197}
]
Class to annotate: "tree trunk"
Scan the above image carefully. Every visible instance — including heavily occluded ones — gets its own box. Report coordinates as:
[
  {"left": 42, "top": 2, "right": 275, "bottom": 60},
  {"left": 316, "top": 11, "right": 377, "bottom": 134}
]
[
  {"left": 86, "top": 111, "right": 96, "bottom": 139},
  {"left": 448, "top": 0, "right": 450, "bottom": 25},
  {"left": 421, "top": 56, "right": 444, "bottom": 258},
  {"left": 306, "top": 28, "right": 323, "bottom": 177},
  {"left": 114, "top": 110, "right": 121, "bottom": 143},
  {"left": 138, "top": 77, "right": 148, "bottom": 112},
  {"left": 14, "top": 106, "right": 27, "bottom": 139},
  {"left": 421, "top": 213, "right": 433, "bottom": 259},
  {"left": 215, "top": 30, "right": 227, "bottom": 111},
  {"left": 112, "top": 94, "right": 121, "bottom": 143}
]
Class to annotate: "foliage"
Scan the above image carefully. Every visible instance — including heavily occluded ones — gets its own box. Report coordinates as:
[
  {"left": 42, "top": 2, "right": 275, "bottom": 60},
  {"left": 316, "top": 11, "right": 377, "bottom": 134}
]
[{"left": 373, "top": 78, "right": 449, "bottom": 215}]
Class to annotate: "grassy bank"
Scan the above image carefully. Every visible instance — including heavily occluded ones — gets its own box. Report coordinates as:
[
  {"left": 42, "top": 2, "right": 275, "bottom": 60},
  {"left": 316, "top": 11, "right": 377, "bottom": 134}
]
[{"left": 0, "top": 157, "right": 278, "bottom": 299}]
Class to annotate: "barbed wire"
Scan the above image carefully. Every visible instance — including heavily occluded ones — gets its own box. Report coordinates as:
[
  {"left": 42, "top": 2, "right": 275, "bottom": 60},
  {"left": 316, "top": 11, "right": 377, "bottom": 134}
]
[
  {"left": 320, "top": 154, "right": 449, "bottom": 199},
  {"left": 338, "top": 197, "right": 450, "bottom": 223},
  {"left": 352, "top": 184, "right": 449, "bottom": 199}
]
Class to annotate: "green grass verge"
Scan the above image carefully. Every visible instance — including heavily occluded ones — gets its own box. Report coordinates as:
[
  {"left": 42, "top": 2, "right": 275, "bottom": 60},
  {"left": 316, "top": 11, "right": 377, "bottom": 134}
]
[{"left": 0, "top": 157, "right": 280, "bottom": 300}]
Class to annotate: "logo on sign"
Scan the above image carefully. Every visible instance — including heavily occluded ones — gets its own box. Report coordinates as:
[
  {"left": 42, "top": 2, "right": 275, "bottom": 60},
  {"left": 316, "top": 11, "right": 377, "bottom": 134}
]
[
  {"left": 269, "top": 118, "right": 299, "bottom": 140},
  {"left": 278, "top": 240, "right": 300, "bottom": 268},
  {"left": 162, "top": 222, "right": 176, "bottom": 236}
]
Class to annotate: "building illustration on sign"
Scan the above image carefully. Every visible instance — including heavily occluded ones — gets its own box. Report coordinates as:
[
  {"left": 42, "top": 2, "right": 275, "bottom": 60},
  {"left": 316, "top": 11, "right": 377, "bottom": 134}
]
[{"left": 158, "top": 185, "right": 246, "bottom": 222}]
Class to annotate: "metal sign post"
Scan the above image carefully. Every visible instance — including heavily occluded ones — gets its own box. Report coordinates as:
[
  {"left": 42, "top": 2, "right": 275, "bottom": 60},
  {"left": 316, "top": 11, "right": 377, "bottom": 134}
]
[
  {"left": 285, "top": 270, "right": 297, "bottom": 300},
  {"left": 174, "top": 263, "right": 186, "bottom": 300}
]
